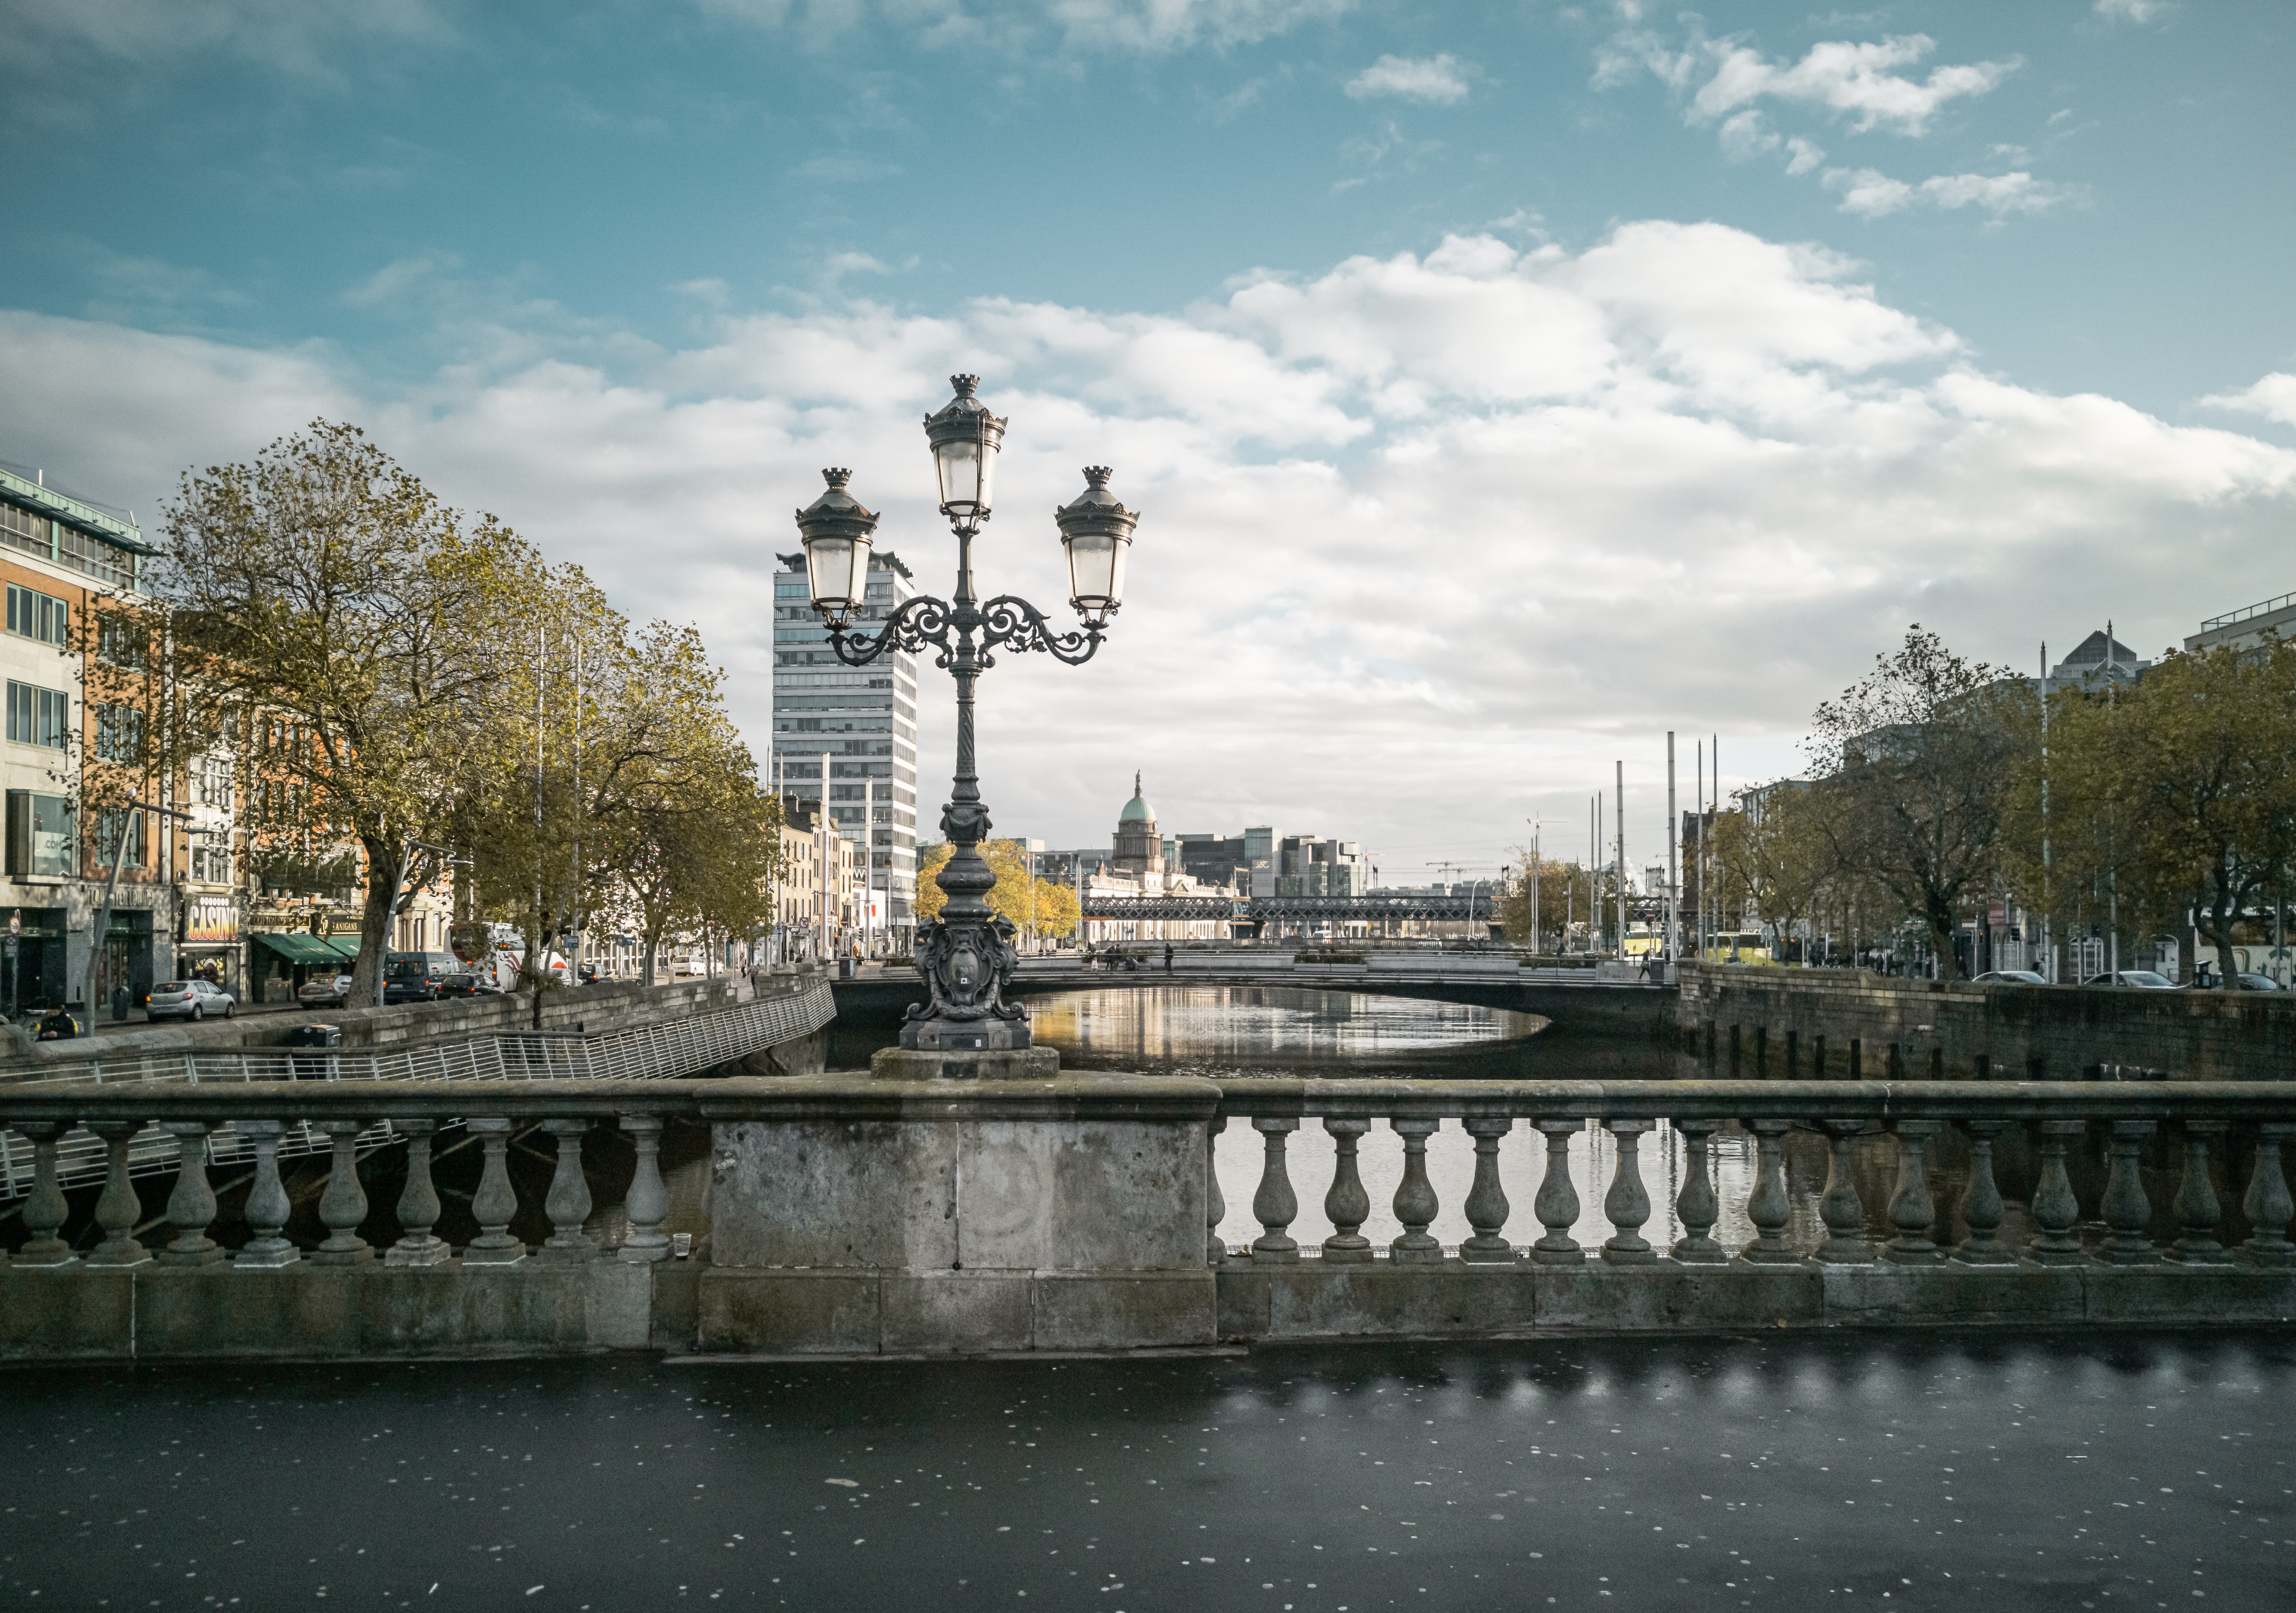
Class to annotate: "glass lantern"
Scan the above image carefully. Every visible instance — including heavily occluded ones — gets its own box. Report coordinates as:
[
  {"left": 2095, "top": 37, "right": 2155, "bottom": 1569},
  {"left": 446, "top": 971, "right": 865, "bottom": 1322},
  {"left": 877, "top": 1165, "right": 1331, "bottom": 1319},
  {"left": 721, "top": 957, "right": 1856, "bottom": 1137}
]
[
  {"left": 922, "top": 375, "right": 1007, "bottom": 531},
  {"left": 1054, "top": 466, "right": 1138, "bottom": 628},
  {"left": 793, "top": 468, "right": 878, "bottom": 624}
]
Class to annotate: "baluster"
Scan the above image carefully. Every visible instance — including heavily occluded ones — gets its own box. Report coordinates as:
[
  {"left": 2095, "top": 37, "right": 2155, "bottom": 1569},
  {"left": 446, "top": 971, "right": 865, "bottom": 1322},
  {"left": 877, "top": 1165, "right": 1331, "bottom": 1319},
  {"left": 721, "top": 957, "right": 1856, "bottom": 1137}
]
[
  {"left": 1460, "top": 1117, "right": 1515, "bottom": 1263},
  {"left": 11, "top": 1121, "right": 76, "bottom": 1267},
  {"left": 462, "top": 1119, "right": 526, "bottom": 1264},
  {"left": 1204, "top": 1117, "right": 1227, "bottom": 1265},
  {"left": 1249, "top": 1117, "right": 1300, "bottom": 1263},
  {"left": 1670, "top": 1119, "right": 1726, "bottom": 1264},
  {"left": 2029, "top": 1119, "right": 2088, "bottom": 1265},
  {"left": 160, "top": 1121, "right": 224, "bottom": 1265},
  {"left": 235, "top": 1119, "right": 300, "bottom": 1268},
  {"left": 1815, "top": 1120, "right": 1875, "bottom": 1264},
  {"left": 1600, "top": 1119, "right": 1656, "bottom": 1265},
  {"left": 2169, "top": 1121, "right": 2228, "bottom": 1265},
  {"left": 1389, "top": 1118, "right": 1442, "bottom": 1263},
  {"left": 1952, "top": 1120, "right": 2016, "bottom": 1265},
  {"left": 540, "top": 1119, "right": 598, "bottom": 1260},
  {"left": 312, "top": 1119, "right": 374, "bottom": 1264},
  {"left": 617, "top": 1115, "right": 672, "bottom": 1264},
  {"left": 1739, "top": 1119, "right": 1797, "bottom": 1264},
  {"left": 1529, "top": 1119, "right": 1583, "bottom": 1264},
  {"left": 385, "top": 1120, "right": 451, "bottom": 1267},
  {"left": 2240, "top": 1124, "right": 2295, "bottom": 1266},
  {"left": 1883, "top": 1120, "right": 1944, "bottom": 1264},
  {"left": 1321, "top": 1118, "right": 1373, "bottom": 1264},
  {"left": 2100, "top": 1119, "right": 2158, "bottom": 1265},
  {"left": 84, "top": 1121, "right": 151, "bottom": 1267}
]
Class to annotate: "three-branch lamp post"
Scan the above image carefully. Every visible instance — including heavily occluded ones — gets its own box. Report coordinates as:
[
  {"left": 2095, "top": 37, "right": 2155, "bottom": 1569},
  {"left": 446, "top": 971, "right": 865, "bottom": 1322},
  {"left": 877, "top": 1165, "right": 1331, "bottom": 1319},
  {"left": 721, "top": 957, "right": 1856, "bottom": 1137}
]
[{"left": 793, "top": 375, "right": 1139, "bottom": 1051}]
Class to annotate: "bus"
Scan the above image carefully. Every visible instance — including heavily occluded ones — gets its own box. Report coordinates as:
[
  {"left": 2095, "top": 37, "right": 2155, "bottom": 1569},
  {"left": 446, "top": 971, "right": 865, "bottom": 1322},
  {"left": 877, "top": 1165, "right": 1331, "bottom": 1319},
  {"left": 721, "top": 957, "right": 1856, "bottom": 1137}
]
[{"left": 1702, "top": 931, "right": 1774, "bottom": 965}]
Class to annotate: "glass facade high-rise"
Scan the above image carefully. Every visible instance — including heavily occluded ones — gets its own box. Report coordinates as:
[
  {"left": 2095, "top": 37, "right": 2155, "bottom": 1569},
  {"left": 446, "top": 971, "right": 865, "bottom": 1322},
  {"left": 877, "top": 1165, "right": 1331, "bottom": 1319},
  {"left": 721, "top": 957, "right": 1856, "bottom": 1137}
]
[{"left": 772, "top": 552, "right": 919, "bottom": 935}]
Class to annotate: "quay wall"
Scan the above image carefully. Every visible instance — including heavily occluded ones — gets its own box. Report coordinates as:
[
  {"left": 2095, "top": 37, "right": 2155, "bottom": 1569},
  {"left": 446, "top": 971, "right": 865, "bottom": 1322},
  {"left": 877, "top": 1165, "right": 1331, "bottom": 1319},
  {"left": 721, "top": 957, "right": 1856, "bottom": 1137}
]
[{"left": 1677, "top": 963, "right": 2296, "bottom": 1082}]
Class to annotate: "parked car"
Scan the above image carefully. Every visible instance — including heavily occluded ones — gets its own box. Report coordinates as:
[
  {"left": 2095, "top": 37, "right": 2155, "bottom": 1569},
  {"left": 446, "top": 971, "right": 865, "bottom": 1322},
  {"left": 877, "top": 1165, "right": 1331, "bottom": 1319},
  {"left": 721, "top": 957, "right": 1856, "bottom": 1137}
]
[
  {"left": 1973, "top": 970, "right": 2049, "bottom": 985},
  {"left": 147, "top": 979, "right": 238, "bottom": 1021},
  {"left": 384, "top": 950, "right": 461, "bottom": 1004},
  {"left": 298, "top": 972, "right": 353, "bottom": 1007},
  {"left": 2235, "top": 973, "right": 2285, "bottom": 992},
  {"left": 438, "top": 970, "right": 501, "bottom": 998},
  {"left": 2081, "top": 970, "right": 2179, "bottom": 990}
]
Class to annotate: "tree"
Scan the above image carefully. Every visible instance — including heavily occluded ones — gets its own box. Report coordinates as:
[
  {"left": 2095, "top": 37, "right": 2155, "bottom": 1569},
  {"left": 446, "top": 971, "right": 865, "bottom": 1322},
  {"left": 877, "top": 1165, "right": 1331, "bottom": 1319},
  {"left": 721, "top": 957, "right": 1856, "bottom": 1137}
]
[
  {"left": 1712, "top": 783, "right": 1834, "bottom": 961},
  {"left": 915, "top": 839, "right": 1079, "bottom": 940},
  {"left": 1805, "top": 626, "right": 2030, "bottom": 977},
  {"left": 1497, "top": 854, "right": 1593, "bottom": 951},
  {"left": 152, "top": 421, "right": 533, "bottom": 1005},
  {"left": 2032, "top": 640, "right": 2296, "bottom": 988}
]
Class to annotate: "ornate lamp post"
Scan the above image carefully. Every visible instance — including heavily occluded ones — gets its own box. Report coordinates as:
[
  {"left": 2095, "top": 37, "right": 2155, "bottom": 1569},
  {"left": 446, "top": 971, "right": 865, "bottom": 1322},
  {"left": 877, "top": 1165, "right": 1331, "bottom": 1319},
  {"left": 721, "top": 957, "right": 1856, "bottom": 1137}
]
[{"left": 794, "top": 375, "right": 1139, "bottom": 1052}]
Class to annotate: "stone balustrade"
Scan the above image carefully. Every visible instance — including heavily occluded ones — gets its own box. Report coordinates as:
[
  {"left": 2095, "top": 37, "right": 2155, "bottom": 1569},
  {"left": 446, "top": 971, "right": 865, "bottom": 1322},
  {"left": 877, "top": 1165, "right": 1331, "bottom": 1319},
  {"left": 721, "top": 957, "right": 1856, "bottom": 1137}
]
[
  {"left": 5, "top": 1072, "right": 2296, "bottom": 1359},
  {"left": 1207, "top": 1079, "right": 2296, "bottom": 1339}
]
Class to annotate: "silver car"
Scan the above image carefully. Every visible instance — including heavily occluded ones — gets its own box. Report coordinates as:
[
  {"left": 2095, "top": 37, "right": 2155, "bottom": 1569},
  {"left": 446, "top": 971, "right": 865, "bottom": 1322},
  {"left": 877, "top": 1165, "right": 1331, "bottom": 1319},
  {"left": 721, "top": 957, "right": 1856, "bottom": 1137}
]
[{"left": 147, "top": 979, "right": 238, "bottom": 1021}]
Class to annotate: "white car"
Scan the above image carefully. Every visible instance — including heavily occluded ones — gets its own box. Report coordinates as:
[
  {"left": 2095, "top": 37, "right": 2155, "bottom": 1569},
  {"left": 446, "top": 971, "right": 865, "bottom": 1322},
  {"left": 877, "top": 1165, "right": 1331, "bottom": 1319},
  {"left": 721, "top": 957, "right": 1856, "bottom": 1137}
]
[{"left": 147, "top": 979, "right": 238, "bottom": 1021}]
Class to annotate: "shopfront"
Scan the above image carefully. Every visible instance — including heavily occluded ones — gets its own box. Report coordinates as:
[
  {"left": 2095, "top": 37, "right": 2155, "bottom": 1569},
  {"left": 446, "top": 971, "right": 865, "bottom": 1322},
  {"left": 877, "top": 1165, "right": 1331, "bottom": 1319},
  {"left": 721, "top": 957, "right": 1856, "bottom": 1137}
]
[
  {"left": 92, "top": 910, "right": 154, "bottom": 1012},
  {"left": 179, "top": 894, "right": 243, "bottom": 994},
  {"left": 1, "top": 906, "right": 65, "bottom": 1015},
  {"left": 249, "top": 929, "right": 358, "bottom": 1002}
]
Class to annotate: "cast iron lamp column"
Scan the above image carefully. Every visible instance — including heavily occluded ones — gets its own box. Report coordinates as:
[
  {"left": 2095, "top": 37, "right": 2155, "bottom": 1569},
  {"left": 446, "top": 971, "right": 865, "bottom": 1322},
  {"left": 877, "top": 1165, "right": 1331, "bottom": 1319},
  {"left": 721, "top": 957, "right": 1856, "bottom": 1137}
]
[{"left": 794, "top": 375, "right": 1139, "bottom": 1051}]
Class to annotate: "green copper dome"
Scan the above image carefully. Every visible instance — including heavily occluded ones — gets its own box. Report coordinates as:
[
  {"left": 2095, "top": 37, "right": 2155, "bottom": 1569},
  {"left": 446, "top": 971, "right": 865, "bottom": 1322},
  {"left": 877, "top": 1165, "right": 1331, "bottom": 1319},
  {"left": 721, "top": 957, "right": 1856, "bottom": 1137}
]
[{"left": 1119, "top": 771, "right": 1155, "bottom": 822}]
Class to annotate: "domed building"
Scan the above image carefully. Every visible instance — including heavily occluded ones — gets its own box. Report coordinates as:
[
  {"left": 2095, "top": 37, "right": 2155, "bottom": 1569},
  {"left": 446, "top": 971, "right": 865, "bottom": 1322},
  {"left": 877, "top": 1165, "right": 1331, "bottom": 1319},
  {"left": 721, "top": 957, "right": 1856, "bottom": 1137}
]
[{"left": 1111, "top": 772, "right": 1164, "bottom": 880}]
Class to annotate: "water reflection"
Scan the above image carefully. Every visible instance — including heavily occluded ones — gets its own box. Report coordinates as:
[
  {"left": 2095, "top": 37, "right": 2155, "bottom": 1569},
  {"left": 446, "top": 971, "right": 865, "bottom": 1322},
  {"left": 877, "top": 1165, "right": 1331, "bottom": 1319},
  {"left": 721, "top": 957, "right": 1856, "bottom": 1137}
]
[{"left": 1028, "top": 985, "right": 1547, "bottom": 1078}]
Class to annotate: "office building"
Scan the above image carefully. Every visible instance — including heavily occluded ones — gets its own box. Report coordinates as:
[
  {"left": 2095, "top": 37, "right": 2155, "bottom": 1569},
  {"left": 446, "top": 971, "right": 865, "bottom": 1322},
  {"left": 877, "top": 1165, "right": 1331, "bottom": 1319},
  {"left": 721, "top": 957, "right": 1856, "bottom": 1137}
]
[
  {"left": 772, "top": 551, "right": 919, "bottom": 940},
  {"left": 2186, "top": 589, "right": 2296, "bottom": 655}
]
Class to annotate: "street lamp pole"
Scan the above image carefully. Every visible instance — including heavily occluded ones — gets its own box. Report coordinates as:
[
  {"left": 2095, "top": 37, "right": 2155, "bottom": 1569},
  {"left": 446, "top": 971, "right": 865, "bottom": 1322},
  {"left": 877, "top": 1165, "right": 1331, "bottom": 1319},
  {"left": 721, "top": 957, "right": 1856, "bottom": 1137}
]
[{"left": 795, "top": 376, "right": 1139, "bottom": 1051}]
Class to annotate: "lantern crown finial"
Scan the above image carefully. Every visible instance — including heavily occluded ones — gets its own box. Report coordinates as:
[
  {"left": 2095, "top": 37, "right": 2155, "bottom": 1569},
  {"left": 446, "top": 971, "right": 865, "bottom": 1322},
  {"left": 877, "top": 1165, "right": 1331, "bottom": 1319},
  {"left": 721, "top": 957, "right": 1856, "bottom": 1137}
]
[
  {"left": 950, "top": 374, "right": 979, "bottom": 398},
  {"left": 823, "top": 467, "right": 851, "bottom": 488}
]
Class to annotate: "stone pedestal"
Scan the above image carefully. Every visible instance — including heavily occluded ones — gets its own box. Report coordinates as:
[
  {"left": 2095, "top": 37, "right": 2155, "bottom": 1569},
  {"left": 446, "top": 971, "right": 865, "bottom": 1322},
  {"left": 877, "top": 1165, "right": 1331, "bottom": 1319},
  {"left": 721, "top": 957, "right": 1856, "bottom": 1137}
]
[{"left": 697, "top": 1053, "right": 1221, "bottom": 1354}]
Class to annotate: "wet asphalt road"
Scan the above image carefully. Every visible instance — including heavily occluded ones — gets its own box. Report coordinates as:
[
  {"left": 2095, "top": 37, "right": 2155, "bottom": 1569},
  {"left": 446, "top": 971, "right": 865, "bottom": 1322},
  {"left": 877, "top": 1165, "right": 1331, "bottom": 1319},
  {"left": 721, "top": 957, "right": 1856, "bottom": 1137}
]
[{"left": 3, "top": 1330, "right": 2291, "bottom": 1612}]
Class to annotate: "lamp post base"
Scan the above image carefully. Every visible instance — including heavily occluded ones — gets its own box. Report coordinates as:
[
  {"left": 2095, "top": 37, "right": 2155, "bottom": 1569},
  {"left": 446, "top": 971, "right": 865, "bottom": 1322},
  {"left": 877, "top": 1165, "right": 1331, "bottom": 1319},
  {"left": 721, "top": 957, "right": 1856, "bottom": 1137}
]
[
  {"left": 873, "top": 1044, "right": 1060, "bottom": 1081},
  {"left": 899, "top": 1015, "right": 1034, "bottom": 1053}
]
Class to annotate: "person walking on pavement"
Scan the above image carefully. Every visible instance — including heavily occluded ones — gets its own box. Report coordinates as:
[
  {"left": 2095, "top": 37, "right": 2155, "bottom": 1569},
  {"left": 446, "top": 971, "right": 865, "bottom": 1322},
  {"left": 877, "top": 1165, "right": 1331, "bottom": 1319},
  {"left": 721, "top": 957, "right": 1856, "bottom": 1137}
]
[{"left": 1163, "top": 941, "right": 1174, "bottom": 972}]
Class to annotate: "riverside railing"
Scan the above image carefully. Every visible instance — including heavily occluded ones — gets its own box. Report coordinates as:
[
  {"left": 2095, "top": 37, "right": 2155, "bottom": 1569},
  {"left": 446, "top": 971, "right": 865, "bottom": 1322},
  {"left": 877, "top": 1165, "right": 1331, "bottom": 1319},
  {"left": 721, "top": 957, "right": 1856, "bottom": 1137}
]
[{"left": 0, "top": 979, "right": 835, "bottom": 1199}]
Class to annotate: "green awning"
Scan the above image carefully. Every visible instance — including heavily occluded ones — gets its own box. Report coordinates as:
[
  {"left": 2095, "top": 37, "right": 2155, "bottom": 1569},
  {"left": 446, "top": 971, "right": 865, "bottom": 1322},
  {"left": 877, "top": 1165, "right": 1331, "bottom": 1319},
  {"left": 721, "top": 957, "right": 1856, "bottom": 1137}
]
[{"left": 250, "top": 932, "right": 359, "bottom": 965}]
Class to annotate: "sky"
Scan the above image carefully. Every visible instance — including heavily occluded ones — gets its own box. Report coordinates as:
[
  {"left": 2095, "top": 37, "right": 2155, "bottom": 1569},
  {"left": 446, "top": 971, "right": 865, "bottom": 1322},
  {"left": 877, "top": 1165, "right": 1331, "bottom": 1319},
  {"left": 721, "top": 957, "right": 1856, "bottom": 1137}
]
[{"left": 3, "top": 0, "right": 2293, "bottom": 881}]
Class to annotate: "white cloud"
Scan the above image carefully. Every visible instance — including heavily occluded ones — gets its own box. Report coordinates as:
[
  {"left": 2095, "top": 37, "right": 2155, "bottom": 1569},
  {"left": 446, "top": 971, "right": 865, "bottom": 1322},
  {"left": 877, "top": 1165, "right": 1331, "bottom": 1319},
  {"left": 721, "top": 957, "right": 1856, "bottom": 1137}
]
[
  {"left": 2201, "top": 374, "right": 2296, "bottom": 429},
  {"left": 5, "top": 0, "right": 449, "bottom": 91},
  {"left": 2094, "top": 0, "right": 2170, "bottom": 22},
  {"left": 1784, "top": 137, "right": 1827, "bottom": 175},
  {"left": 1344, "top": 53, "right": 1472, "bottom": 105},
  {"left": 1691, "top": 34, "right": 2018, "bottom": 137},
  {"left": 4, "top": 221, "right": 2287, "bottom": 850},
  {"left": 697, "top": 0, "right": 1351, "bottom": 56},
  {"left": 1824, "top": 166, "right": 2076, "bottom": 218}
]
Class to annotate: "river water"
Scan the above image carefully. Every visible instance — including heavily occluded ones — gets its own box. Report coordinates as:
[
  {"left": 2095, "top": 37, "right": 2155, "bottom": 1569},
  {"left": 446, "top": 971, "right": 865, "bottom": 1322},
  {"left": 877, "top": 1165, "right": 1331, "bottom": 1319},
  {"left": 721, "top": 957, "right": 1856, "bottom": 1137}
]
[{"left": 8, "top": 1332, "right": 2290, "bottom": 1610}]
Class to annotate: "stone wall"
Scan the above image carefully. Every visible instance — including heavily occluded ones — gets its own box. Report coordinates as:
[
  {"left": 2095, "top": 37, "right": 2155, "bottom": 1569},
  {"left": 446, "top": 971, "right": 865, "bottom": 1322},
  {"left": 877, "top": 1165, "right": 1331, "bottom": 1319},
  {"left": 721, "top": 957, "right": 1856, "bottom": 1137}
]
[{"left": 1676, "top": 963, "right": 2296, "bottom": 1081}]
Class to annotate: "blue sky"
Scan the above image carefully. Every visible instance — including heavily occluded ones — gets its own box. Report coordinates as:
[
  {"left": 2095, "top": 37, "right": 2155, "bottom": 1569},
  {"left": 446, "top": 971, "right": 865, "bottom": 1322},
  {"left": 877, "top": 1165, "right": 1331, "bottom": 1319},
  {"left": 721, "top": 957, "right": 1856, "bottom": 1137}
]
[{"left": 4, "top": 0, "right": 2294, "bottom": 872}]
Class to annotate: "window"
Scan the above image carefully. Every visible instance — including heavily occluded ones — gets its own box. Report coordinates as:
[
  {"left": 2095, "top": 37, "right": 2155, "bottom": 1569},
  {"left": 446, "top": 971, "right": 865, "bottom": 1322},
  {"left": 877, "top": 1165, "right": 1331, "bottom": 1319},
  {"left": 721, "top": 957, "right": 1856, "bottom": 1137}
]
[
  {"left": 97, "top": 615, "right": 148, "bottom": 670},
  {"left": 92, "top": 805, "right": 145, "bottom": 869},
  {"left": 6, "top": 681, "right": 68, "bottom": 749},
  {"left": 191, "top": 840, "right": 232, "bottom": 885},
  {"left": 0, "top": 501, "right": 51, "bottom": 562},
  {"left": 55, "top": 525, "right": 135, "bottom": 593},
  {"left": 4, "top": 791, "right": 72, "bottom": 877},
  {"left": 96, "top": 702, "right": 145, "bottom": 763},
  {"left": 6, "top": 584, "right": 68, "bottom": 646},
  {"left": 196, "top": 756, "right": 233, "bottom": 808}
]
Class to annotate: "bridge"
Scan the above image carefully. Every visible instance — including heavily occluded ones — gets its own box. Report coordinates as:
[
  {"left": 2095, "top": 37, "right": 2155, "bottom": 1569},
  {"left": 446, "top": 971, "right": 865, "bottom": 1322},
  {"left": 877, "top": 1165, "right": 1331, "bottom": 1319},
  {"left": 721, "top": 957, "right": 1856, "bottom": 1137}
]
[
  {"left": 1079, "top": 891, "right": 1672, "bottom": 926},
  {"left": 831, "top": 951, "right": 1676, "bottom": 1041}
]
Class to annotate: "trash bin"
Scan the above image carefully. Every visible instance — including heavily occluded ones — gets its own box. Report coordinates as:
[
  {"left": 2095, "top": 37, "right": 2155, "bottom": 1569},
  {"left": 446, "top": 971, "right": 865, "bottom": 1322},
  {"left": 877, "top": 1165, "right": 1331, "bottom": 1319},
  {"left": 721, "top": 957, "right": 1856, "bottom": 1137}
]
[{"left": 287, "top": 1023, "right": 343, "bottom": 1081}]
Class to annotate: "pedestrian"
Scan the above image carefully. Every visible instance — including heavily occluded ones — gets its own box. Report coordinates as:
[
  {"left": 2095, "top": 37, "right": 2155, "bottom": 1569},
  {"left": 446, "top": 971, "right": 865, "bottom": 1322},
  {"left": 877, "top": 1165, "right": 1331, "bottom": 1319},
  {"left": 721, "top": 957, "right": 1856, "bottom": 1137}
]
[{"left": 1163, "top": 941, "right": 1174, "bottom": 973}]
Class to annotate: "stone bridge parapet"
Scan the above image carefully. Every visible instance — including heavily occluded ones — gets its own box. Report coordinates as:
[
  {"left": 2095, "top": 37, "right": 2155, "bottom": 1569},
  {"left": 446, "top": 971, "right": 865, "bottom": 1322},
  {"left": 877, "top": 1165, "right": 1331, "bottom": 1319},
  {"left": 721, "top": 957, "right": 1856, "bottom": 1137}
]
[{"left": 5, "top": 1066, "right": 2294, "bottom": 1361}]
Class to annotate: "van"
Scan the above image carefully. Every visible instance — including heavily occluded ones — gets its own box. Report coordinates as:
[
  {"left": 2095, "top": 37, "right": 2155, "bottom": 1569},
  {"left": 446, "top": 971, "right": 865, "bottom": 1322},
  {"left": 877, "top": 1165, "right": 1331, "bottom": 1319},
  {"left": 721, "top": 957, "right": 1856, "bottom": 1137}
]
[{"left": 384, "top": 950, "right": 461, "bottom": 1004}]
